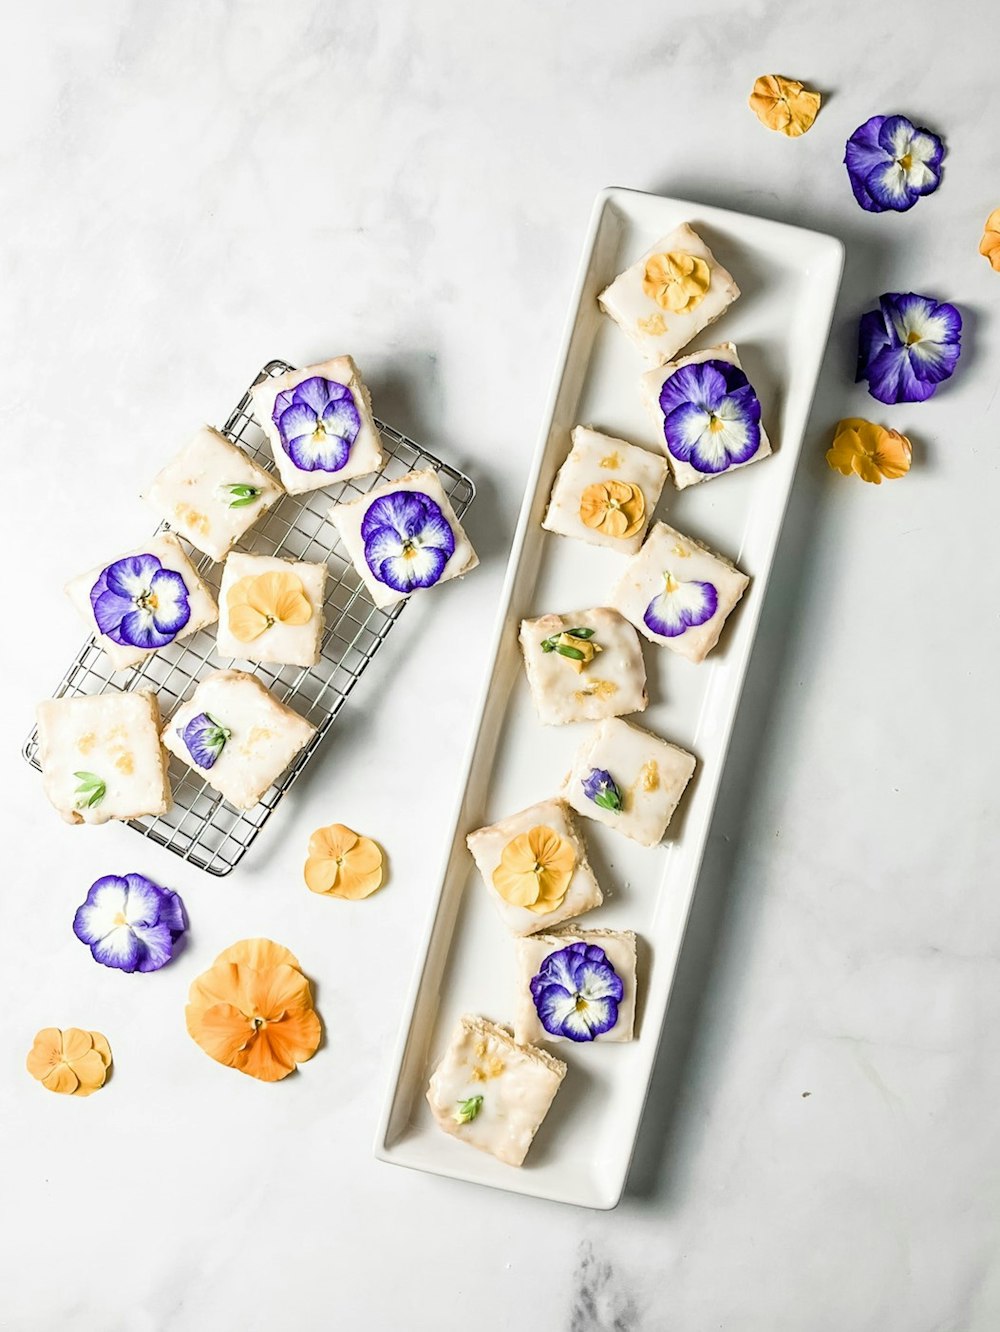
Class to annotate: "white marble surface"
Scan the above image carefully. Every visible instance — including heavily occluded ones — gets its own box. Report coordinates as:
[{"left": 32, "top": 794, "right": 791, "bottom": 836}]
[{"left": 1, "top": 1, "right": 998, "bottom": 1328}]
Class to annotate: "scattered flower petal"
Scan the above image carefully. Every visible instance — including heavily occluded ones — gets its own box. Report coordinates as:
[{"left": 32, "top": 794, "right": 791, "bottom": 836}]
[
  {"left": 749, "top": 74, "right": 821, "bottom": 137},
  {"left": 979, "top": 209, "right": 1000, "bottom": 272},
  {"left": 529, "top": 943, "right": 624, "bottom": 1041},
  {"left": 26, "top": 1026, "right": 112, "bottom": 1096},
  {"left": 856, "top": 292, "right": 962, "bottom": 404},
  {"left": 579, "top": 481, "right": 646, "bottom": 539},
  {"left": 492, "top": 825, "right": 575, "bottom": 914},
  {"left": 844, "top": 115, "right": 945, "bottom": 213},
  {"left": 304, "top": 823, "right": 384, "bottom": 899},
  {"left": 73, "top": 873, "right": 187, "bottom": 972},
  {"left": 227, "top": 570, "right": 312, "bottom": 643},
  {"left": 826, "top": 419, "right": 912, "bottom": 484},
  {"left": 641, "top": 250, "right": 711, "bottom": 313}
]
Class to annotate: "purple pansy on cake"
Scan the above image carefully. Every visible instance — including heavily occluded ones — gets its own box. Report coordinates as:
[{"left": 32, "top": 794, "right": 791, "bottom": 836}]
[
  {"left": 89, "top": 553, "right": 191, "bottom": 649},
  {"left": 658, "top": 360, "right": 762, "bottom": 474},
  {"left": 856, "top": 292, "right": 962, "bottom": 404},
  {"left": 361, "top": 490, "right": 456, "bottom": 594},
  {"left": 643, "top": 572, "right": 718, "bottom": 639},
  {"left": 529, "top": 942, "right": 624, "bottom": 1042},
  {"left": 844, "top": 115, "right": 944, "bottom": 214},
  {"left": 272, "top": 375, "right": 361, "bottom": 473},
  {"left": 179, "top": 712, "right": 231, "bottom": 770},
  {"left": 72, "top": 872, "right": 186, "bottom": 973}
]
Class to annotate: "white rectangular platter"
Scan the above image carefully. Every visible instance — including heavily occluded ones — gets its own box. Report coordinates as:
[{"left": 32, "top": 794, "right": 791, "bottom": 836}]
[{"left": 375, "top": 188, "right": 844, "bottom": 1208}]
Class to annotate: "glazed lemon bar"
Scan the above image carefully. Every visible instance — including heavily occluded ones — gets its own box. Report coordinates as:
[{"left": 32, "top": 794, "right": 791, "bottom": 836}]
[
  {"left": 641, "top": 342, "right": 772, "bottom": 489},
  {"left": 65, "top": 532, "right": 218, "bottom": 671},
  {"left": 250, "top": 356, "right": 384, "bottom": 495},
  {"left": 36, "top": 691, "right": 171, "bottom": 826},
  {"left": 162, "top": 670, "right": 316, "bottom": 809},
  {"left": 426, "top": 1015, "right": 567, "bottom": 1167},
  {"left": 541, "top": 426, "right": 667, "bottom": 556},
  {"left": 514, "top": 928, "right": 638, "bottom": 1045},
  {"left": 519, "top": 607, "right": 647, "bottom": 725},
  {"left": 611, "top": 522, "right": 750, "bottom": 663},
  {"left": 144, "top": 425, "right": 284, "bottom": 562},
  {"left": 599, "top": 222, "right": 740, "bottom": 365},
  {"left": 330, "top": 468, "right": 478, "bottom": 610},
  {"left": 563, "top": 717, "right": 696, "bottom": 846},
  {"left": 215, "top": 553, "right": 327, "bottom": 668},
  {"left": 466, "top": 797, "right": 603, "bottom": 936}
]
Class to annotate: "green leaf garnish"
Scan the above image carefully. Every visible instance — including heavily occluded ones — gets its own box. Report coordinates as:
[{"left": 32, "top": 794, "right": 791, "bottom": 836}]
[
  {"left": 203, "top": 714, "right": 232, "bottom": 754},
  {"left": 73, "top": 771, "right": 106, "bottom": 810},
  {"left": 541, "top": 626, "right": 596, "bottom": 657},
  {"left": 222, "top": 483, "right": 262, "bottom": 509},
  {"left": 453, "top": 1095, "right": 483, "bottom": 1125},
  {"left": 594, "top": 788, "right": 622, "bottom": 812}
]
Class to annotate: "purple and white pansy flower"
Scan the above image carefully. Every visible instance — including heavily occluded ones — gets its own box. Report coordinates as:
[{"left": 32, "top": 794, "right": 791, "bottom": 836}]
[
  {"left": 179, "top": 712, "right": 231, "bottom": 770},
  {"left": 361, "top": 490, "right": 456, "bottom": 594},
  {"left": 659, "top": 360, "right": 762, "bottom": 474},
  {"left": 844, "top": 115, "right": 945, "bottom": 214},
  {"left": 530, "top": 942, "right": 624, "bottom": 1042},
  {"left": 643, "top": 572, "right": 718, "bottom": 639},
  {"left": 857, "top": 292, "right": 962, "bottom": 405},
  {"left": 90, "top": 553, "right": 191, "bottom": 649},
  {"left": 72, "top": 873, "right": 186, "bottom": 973},
  {"left": 272, "top": 375, "right": 361, "bottom": 473}
]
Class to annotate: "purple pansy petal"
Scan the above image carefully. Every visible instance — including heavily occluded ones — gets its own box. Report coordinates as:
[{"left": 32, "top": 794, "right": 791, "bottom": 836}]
[
  {"left": 644, "top": 577, "right": 718, "bottom": 639},
  {"left": 286, "top": 429, "right": 351, "bottom": 473},
  {"left": 361, "top": 490, "right": 456, "bottom": 594},
  {"left": 863, "top": 158, "right": 921, "bottom": 212},
  {"left": 864, "top": 346, "right": 937, "bottom": 404},
  {"left": 277, "top": 399, "right": 319, "bottom": 442},
  {"left": 529, "top": 942, "right": 624, "bottom": 1042},
  {"left": 845, "top": 114, "right": 943, "bottom": 213},
  {"left": 658, "top": 361, "right": 729, "bottom": 417},
  {"left": 856, "top": 308, "right": 892, "bottom": 381},
  {"left": 274, "top": 376, "right": 360, "bottom": 473},
  {"left": 857, "top": 293, "right": 961, "bottom": 403},
  {"left": 374, "top": 545, "right": 449, "bottom": 593},
  {"left": 883, "top": 292, "right": 962, "bottom": 351},
  {"left": 72, "top": 875, "right": 129, "bottom": 946},
  {"left": 906, "top": 334, "right": 962, "bottom": 384},
  {"left": 153, "top": 886, "right": 186, "bottom": 935},
  {"left": 661, "top": 401, "right": 708, "bottom": 463},
  {"left": 91, "top": 924, "right": 142, "bottom": 972},
  {"left": 907, "top": 129, "right": 945, "bottom": 174},
  {"left": 115, "top": 606, "right": 176, "bottom": 650},
  {"left": 844, "top": 115, "right": 889, "bottom": 212},
  {"left": 132, "top": 921, "right": 175, "bottom": 973},
  {"left": 123, "top": 874, "right": 165, "bottom": 928},
  {"left": 147, "top": 569, "right": 191, "bottom": 634},
  {"left": 73, "top": 872, "right": 185, "bottom": 972},
  {"left": 180, "top": 712, "right": 227, "bottom": 769},
  {"left": 90, "top": 554, "right": 190, "bottom": 648},
  {"left": 292, "top": 375, "right": 341, "bottom": 415},
  {"left": 102, "top": 553, "right": 162, "bottom": 601},
  {"left": 660, "top": 361, "right": 761, "bottom": 474},
  {"left": 360, "top": 490, "right": 432, "bottom": 542}
]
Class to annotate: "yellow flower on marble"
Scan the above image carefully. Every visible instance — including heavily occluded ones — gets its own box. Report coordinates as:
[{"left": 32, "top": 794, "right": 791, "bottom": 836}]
[
  {"left": 979, "top": 209, "right": 1000, "bottom": 272},
  {"left": 642, "top": 251, "right": 711, "bottom": 314},
  {"left": 748, "top": 74, "right": 821, "bottom": 137},
  {"left": 579, "top": 481, "right": 645, "bottom": 539},
  {"left": 26, "top": 1027, "right": 112, "bottom": 1096},
  {"left": 826, "top": 418, "right": 912, "bottom": 485},
  {"left": 227, "top": 571, "right": 312, "bottom": 643},
  {"left": 492, "top": 825, "right": 575, "bottom": 913}
]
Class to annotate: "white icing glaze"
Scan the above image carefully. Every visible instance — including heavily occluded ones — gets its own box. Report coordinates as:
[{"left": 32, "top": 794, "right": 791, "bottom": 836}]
[
  {"left": 519, "top": 606, "right": 647, "bottom": 725},
  {"left": 513, "top": 928, "right": 638, "bottom": 1045},
  {"left": 215, "top": 552, "right": 327, "bottom": 668},
  {"left": 162, "top": 669, "right": 315, "bottom": 809},
  {"left": 541, "top": 425, "right": 668, "bottom": 556},
  {"left": 425, "top": 1016, "right": 566, "bottom": 1167},
  {"left": 36, "top": 691, "right": 171, "bottom": 826},
  {"left": 144, "top": 425, "right": 284, "bottom": 562}
]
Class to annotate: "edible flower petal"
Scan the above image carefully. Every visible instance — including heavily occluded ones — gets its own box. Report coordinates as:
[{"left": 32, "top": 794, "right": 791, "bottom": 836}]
[
  {"left": 581, "top": 768, "right": 622, "bottom": 813},
  {"left": 185, "top": 938, "right": 322, "bottom": 1082},
  {"left": 72, "top": 872, "right": 187, "bottom": 973},
  {"left": 825, "top": 419, "right": 912, "bottom": 484},
  {"left": 529, "top": 942, "right": 624, "bottom": 1042},
  {"left": 26, "top": 1026, "right": 112, "bottom": 1096},
  {"left": 360, "top": 490, "right": 457, "bottom": 594},
  {"left": 90, "top": 553, "right": 192, "bottom": 650},
  {"left": 979, "top": 209, "right": 1000, "bottom": 272},
  {"left": 658, "top": 359, "right": 762, "bottom": 474},
  {"left": 844, "top": 115, "right": 945, "bottom": 213},
  {"left": 856, "top": 292, "right": 962, "bottom": 404},
  {"left": 273, "top": 376, "right": 361, "bottom": 473},
  {"left": 227, "top": 570, "right": 312, "bottom": 643},
  {"left": 642, "top": 250, "right": 711, "bottom": 314},
  {"left": 304, "top": 823, "right": 384, "bottom": 899},
  {"left": 579, "top": 481, "right": 646, "bottom": 539},
  {"left": 492, "top": 825, "right": 575, "bottom": 914},
  {"left": 643, "top": 572, "right": 718, "bottom": 639},
  {"left": 748, "top": 74, "right": 821, "bottom": 137},
  {"left": 180, "top": 712, "right": 231, "bottom": 769}
]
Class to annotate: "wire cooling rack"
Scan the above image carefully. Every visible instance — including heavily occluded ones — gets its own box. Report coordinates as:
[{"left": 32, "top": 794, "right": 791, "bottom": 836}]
[{"left": 22, "top": 359, "right": 476, "bottom": 876}]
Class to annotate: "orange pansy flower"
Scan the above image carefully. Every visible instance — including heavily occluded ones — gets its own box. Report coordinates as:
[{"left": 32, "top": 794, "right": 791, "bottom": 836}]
[
  {"left": 579, "top": 481, "right": 646, "bottom": 539},
  {"left": 826, "top": 418, "right": 912, "bottom": 485},
  {"left": 492, "top": 825, "right": 576, "bottom": 913},
  {"left": 642, "top": 251, "right": 711, "bottom": 314},
  {"left": 185, "top": 939, "right": 322, "bottom": 1082},
  {"left": 304, "top": 823, "right": 384, "bottom": 899},
  {"left": 227, "top": 571, "right": 312, "bottom": 643},
  {"left": 749, "top": 75, "right": 821, "bottom": 137},
  {"left": 979, "top": 209, "right": 1000, "bottom": 272},
  {"left": 26, "top": 1027, "right": 112, "bottom": 1096}
]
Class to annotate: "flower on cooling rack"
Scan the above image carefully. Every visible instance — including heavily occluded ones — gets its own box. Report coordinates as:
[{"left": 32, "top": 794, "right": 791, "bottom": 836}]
[
  {"left": 826, "top": 419, "right": 912, "bottom": 484},
  {"left": 658, "top": 360, "right": 762, "bottom": 474},
  {"left": 642, "top": 250, "right": 711, "bottom": 313},
  {"left": 856, "top": 293, "right": 962, "bottom": 404},
  {"left": 844, "top": 115, "right": 945, "bottom": 213},
  {"left": 185, "top": 939, "right": 322, "bottom": 1082},
  {"left": 492, "top": 825, "right": 575, "bottom": 914},
  {"left": 226, "top": 570, "right": 313, "bottom": 643},
  {"left": 272, "top": 375, "right": 361, "bottom": 473},
  {"left": 73, "top": 872, "right": 186, "bottom": 973},
  {"left": 361, "top": 490, "right": 456, "bottom": 594},
  {"left": 748, "top": 74, "right": 821, "bottom": 137},
  {"left": 89, "top": 553, "right": 191, "bottom": 649},
  {"left": 581, "top": 768, "right": 623, "bottom": 813},
  {"left": 643, "top": 572, "right": 718, "bottom": 639},
  {"left": 26, "top": 1027, "right": 112, "bottom": 1096},
  {"left": 529, "top": 942, "right": 624, "bottom": 1042},
  {"left": 180, "top": 712, "right": 231, "bottom": 770},
  {"left": 304, "top": 823, "right": 384, "bottom": 899}
]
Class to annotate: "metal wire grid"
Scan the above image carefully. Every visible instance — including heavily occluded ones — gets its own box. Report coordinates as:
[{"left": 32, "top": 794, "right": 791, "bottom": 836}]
[{"left": 22, "top": 360, "right": 476, "bottom": 877}]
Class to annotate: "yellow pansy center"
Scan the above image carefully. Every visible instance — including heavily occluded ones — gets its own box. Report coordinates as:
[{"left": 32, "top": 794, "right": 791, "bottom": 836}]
[
  {"left": 906, "top": 329, "right": 922, "bottom": 346},
  {"left": 899, "top": 152, "right": 913, "bottom": 172}
]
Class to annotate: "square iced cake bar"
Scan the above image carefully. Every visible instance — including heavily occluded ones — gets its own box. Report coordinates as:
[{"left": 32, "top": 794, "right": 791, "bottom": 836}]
[
  {"left": 641, "top": 342, "right": 772, "bottom": 489},
  {"left": 250, "top": 356, "right": 384, "bottom": 495},
  {"left": 162, "top": 670, "right": 316, "bottom": 809},
  {"left": 426, "top": 1015, "right": 567, "bottom": 1167},
  {"left": 519, "top": 607, "right": 647, "bottom": 725},
  {"left": 513, "top": 927, "right": 638, "bottom": 1045},
  {"left": 65, "top": 531, "right": 218, "bottom": 671},
  {"left": 466, "top": 797, "right": 603, "bottom": 936},
  {"left": 542, "top": 426, "right": 668, "bottom": 556},
  {"left": 611, "top": 522, "right": 750, "bottom": 663},
  {"left": 36, "top": 691, "right": 171, "bottom": 826},
  {"left": 330, "top": 468, "right": 478, "bottom": 610},
  {"left": 598, "top": 221, "right": 740, "bottom": 365},
  {"left": 563, "top": 716, "right": 696, "bottom": 847},
  {"left": 216, "top": 553, "right": 327, "bottom": 668},
  {"left": 144, "top": 425, "right": 284, "bottom": 562}
]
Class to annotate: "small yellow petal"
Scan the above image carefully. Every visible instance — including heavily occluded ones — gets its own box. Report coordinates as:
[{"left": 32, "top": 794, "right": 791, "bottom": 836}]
[
  {"left": 42, "top": 1063, "right": 79, "bottom": 1095},
  {"left": 749, "top": 74, "right": 821, "bottom": 137},
  {"left": 979, "top": 209, "right": 1000, "bottom": 272},
  {"left": 228, "top": 603, "right": 270, "bottom": 643}
]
